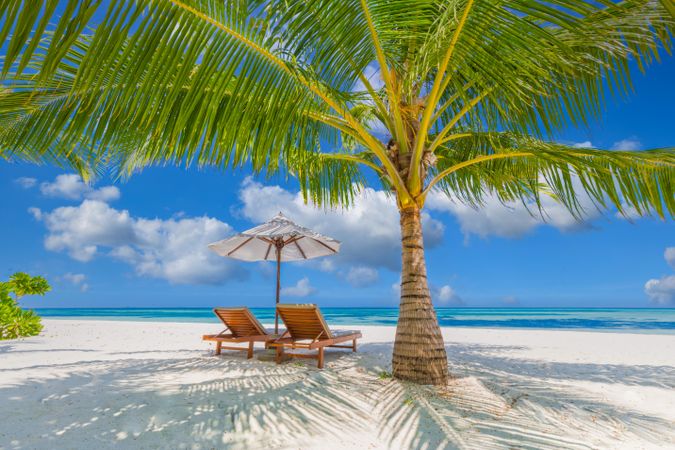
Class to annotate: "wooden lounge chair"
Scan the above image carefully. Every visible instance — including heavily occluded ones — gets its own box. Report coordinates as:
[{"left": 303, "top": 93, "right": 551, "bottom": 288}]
[
  {"left": 202, "top": 307, "right": 277, "bottom": 358},
  {"left": 269, "top": 304, "right": 362, "bottom": 368}
]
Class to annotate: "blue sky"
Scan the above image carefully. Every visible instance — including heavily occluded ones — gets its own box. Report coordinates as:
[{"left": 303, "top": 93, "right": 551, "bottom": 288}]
[{"left": 2, "top": 37, "right": 675, "bottom": 309}]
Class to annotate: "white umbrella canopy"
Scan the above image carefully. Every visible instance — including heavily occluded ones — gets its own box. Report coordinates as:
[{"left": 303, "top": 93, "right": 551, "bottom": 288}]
[
  {"left": 208, "top": 212, "right": 340, "bottom": 332},
  {"left": 209, "top": 212, "right": 340, "bottom": 262}
]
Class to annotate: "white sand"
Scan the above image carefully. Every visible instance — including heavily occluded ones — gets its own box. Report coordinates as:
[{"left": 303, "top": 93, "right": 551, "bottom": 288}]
[{"left": 1, "top": 320, "right": 674, "bottom": 450}]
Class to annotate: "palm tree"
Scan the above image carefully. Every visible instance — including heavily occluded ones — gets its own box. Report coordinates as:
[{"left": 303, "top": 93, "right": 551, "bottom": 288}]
[{"left": 1, "top": 0, "right": 674, "bottom": 385}]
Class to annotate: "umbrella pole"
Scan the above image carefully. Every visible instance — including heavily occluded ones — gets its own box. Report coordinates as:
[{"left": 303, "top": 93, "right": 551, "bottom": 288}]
[{"left": 275, "top": 245, "right": 281, "bottom": 334}]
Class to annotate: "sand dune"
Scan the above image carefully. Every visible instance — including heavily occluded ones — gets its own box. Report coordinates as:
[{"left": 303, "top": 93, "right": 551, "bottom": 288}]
[{"left": 1, "top": 320, "right": 674, "bottom": 449}]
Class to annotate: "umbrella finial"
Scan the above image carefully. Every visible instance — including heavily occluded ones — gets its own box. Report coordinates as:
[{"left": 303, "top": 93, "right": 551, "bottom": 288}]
[{"left": 273, "top": 211, "right": 288, "bottom": 221}]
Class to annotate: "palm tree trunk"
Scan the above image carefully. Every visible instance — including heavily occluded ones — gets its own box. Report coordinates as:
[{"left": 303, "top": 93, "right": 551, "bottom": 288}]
[{"left": 392, "top": 207, "right": 448, "bottom": 385}]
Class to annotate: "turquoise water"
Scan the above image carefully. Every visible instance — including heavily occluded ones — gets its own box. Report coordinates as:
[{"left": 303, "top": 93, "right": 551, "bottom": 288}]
[{"left": 35, "top": 308, "right": 675, "bottom": 333}]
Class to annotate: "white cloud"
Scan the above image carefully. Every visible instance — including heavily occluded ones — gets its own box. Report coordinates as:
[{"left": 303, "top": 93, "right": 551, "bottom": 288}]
[
  {"left": 28, "top": 207, "right": 42, "bottom": 220},
  {"left": 426, "top": 188, "right": 597, "bottom": 241},
  {"left": 390, "top": 280, "right": 462, "bottom": 305},
  {"left": 33, "top": 199, "right": 245, "bottom": 285},
  {"left": 238, "top": 178, "right": 444, "bottom": 271},
  {"left": 573, "top": 137, "right": 642, "bottom": 151},
  {"left": 40, "top": 174, "right": 88, "bottom": 199},
  {"left": 645, "top": 275, "right": 675, "bottom": 305},
  {"left": 665, "top": 247, "right": 675, "bottom": 270},
  {"left": 573, "top": 141, "right": 594, "bottom": 149},
  {"left": 15, "top": 177, "right": 37, "bottom": 188},
  {"left": 615, "top": 204, "right": 647, "bottom": 221},
  {"left": 63, "top": 273, "right": 89, "bottom": 292},
  {"left": 428, "top": 194, "right": 539, "bottom": 239},
  {"left": 612, "top": 138, "right": 642, "bottom": 151},
  {"left": 281, "top": 277, "right": 315, "bottom": 297},
  {"left": 426, "top": 172, "right": 601, "bottom": 241},
  {"left": 39, "top": 200, "right": 135, "bottom": 261},
  {"left": 63, "top": 273, "right": 86, "bottom": 285},
  {"left": 644, "top": 248, "right": 675, "bottom": 305},
  {"left": 391, "top": 281, "right": 401, "bottom": 296},
  {"left": 345, "top": 266, "right": 379, "bottom": 287},
  {"left": 86, "top": 186, "right": 121, "bottom": 202},
  {"left": 435, "top": 285, "right": 463, "bottom": 305},
  {"left": 318, "top": 259, "right": 336, "bottom": 272},
  {"left": 40, "top": 174, "right": 120, "bottom": 202}
]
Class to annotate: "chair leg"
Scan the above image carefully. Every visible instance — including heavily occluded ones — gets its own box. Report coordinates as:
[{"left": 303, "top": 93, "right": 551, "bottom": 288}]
[
  {"left": 275, "top": 346, "right": 283, "bottom": 364},
  {"left": 247, "top": 341, "right": 254, "bottom": 359},
  {"left": 352, "top": 339, "right": 357, "bottom": 352},
  {"left": 215, "top": 341, "right": 222, "bottom": 356},
  {"left": 318, "top": 347, "right": 325, "bottom": 369}
]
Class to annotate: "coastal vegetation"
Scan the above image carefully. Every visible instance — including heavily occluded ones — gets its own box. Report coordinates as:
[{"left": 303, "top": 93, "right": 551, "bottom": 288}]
[
  {"left": 1, "top": 0, "right": 674, "bottom": 384},
  {"left": 0, "top": 273, "right": 50, "bottom": 340}
]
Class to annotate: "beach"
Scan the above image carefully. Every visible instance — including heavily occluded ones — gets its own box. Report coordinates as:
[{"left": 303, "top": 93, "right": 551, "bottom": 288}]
[{"left": 1, "top": 320, "right": 674, "bottom": 449}]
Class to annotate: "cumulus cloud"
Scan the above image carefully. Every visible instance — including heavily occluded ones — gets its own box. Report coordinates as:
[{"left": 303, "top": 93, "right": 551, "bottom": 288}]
[
  {"left": 63, "top": 273, "right": 86, "bottom": 284},
  {"left": 665, "top": 247, "right": 675, "bottom": 270},
  {"left": 428, "top": 193, "right": 539, "bottom": 239},
  {"left": 391, "top": 281, "right": 401, "bottom": 296},
  {"left": 63, "top": 273, "right": 89, "bottom": 292},
  {"left": 435, "top": 285, "right": 463, "bottom": 305},
  {"left": 612, "top": 138, "right": 642, "bottom": 151},
  {"left": 318, "top": 259, "right": 336, "bottom": 273},
  {"left": 238, "top": 178, "right": 444, "bottom": 271},
  {"left": 426, "top": 181, "right": 599, "bottom": 241},
  {"left": 28, "top": 207, "right": 42, "bottom": 220},
  {"left": 390, "top": 279, "right": 462, "bottom": 305},
  {"left": 86, "top": 186, "right": 121, "bottom": 202},
  {"left": 32, "top": 199, "right": 245, "bottom": 285},
  {"left": 645, "top": 276, "right": 675, "bottom": 305},
  {"left": 572, "top": 137, "right": 641, "bottom": 151},
  {"left": 40, "top": 174, "right": 120, "bottom": 202},
  {"left": 391, "top": 280, "right": 464, "bottom": 306},
  {"left": 573, "top": 141, "right": 594, "bottom": 149},
  {"left": 15, "top": 177, "right": 37, "bottom": 188},
  {"left": 614, "top": 204, "right": 648, "bottom": 221},
  {"left": 345, "top": 266, "right": 379, "bottom": 287},
  {"left": 281, "top": 277, "right": 316, "bottom": 297},
  {"left": 40, "top": 174, "right": 88, "bottom": 199},
  {"left": 644, "top": 247, "right": 675, "bottom": 305}
]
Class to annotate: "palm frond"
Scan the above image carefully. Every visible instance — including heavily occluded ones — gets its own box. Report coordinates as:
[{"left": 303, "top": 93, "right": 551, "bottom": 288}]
[
  {"left": 1, "top": 0, "right": 673, "bottom": 216},
  {"left": 419, "top": 0, "right": 673, "bottom": 145},
  {"left": 284, "top": 148, "right": 367, "bottom": 207},
  {"left": 427, "top": 133, "right": 675, "bottom": 220}
]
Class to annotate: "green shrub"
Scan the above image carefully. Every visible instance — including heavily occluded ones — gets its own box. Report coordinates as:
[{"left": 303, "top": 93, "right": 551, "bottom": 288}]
[
  {"left": 378, "top": 370, "right": 393, "bottom": 380},
  {"left": 0, "top": 273, "right": 50, "bottom": 340}
]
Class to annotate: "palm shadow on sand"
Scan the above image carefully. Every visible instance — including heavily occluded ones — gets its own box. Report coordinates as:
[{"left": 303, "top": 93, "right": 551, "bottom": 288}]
[{"left": 1, "top": 341, "right": 674, "bottom": 449}]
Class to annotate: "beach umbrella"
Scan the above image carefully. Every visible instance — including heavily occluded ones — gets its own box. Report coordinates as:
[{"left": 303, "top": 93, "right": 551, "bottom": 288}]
[{"left": 208, "top": 212, "right": 340, "bottom": 333}]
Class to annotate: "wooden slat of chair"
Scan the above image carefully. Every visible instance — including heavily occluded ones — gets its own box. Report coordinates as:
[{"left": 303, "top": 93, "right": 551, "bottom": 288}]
[
  {"left": 272, "top": 304, "right": 362, "bottom": 368},
  {"left": 275, "top": 304, "right": 332, "bottom": 340},
  {"left": 213, "top": 307, "right": 267, "bottom": 337},
  {"left": 203, "top": 307, "right": 275, "bottom": 359}
]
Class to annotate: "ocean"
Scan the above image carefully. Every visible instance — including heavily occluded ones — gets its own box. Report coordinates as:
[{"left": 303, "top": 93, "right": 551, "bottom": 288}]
[{"left": 35, "top": 307, "right": 675, "bottom": 333}]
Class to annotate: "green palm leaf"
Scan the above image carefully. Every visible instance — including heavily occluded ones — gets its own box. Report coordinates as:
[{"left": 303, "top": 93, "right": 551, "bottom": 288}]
[{"left": 428, "top": 133, "right": 675, "bottom": 220}]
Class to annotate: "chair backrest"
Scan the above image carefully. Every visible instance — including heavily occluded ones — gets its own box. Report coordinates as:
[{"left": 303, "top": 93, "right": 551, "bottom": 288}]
[
  {"left": 276, "top": 304, "right": 332, "bottom": 340},
  {"left": 213, "top": 307, "right": 267, "bottom": 337}
]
